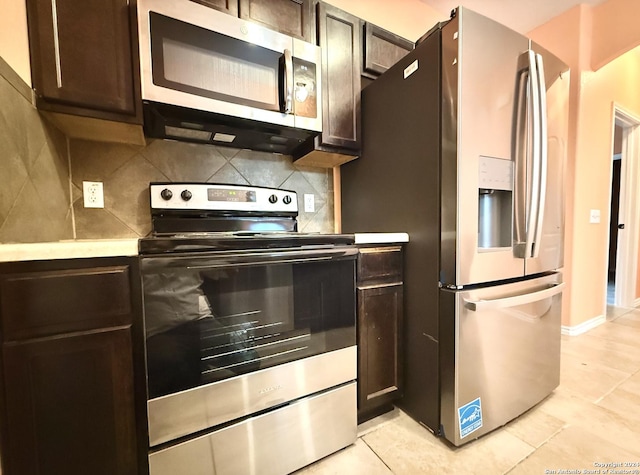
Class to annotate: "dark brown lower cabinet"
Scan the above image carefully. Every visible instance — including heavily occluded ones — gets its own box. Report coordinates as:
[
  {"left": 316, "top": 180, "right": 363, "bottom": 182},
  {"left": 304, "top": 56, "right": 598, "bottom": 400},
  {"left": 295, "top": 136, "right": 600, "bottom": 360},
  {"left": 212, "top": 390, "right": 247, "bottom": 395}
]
[
  {"left": 0, "top": 257, "right": 144, "bottom": 475},
  {"left": 3, "top": 329, "right": 137, "bottom": 475},
  {"left": 356, "top": 246, "right": 404, "bottom": 423}
]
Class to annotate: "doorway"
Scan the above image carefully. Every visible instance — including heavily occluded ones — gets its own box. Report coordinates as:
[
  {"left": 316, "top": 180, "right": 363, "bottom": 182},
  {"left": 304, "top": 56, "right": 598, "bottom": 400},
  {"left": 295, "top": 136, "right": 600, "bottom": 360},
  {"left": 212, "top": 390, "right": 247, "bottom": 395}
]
[
  {"left": 607, "top": 126, "right": 622, "bottom": 305},
  {"left": 606, "top": 106, "right": 640, "bottom": 313}
]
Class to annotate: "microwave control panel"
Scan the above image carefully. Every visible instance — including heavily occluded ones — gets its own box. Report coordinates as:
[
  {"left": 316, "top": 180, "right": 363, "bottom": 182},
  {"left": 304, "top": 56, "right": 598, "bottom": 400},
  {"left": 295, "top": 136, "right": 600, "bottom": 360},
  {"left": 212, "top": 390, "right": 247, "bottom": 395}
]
[{"left": 293, "top": 58, "right": 317, "bottom": 119}]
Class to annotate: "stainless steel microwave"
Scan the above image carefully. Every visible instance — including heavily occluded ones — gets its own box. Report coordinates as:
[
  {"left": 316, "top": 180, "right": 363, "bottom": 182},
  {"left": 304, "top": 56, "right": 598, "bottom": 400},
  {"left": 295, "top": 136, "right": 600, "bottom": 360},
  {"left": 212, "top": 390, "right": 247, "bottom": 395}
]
[{"left": 137, "top": 0, "right": 322, "bottom": 155}]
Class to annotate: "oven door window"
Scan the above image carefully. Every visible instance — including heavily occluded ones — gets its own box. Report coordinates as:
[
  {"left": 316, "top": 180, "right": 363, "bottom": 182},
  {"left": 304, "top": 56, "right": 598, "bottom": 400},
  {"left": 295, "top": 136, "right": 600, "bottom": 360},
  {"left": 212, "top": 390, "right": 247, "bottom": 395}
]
[
  {"left": 142, "top": 253, "right": 356, "bottom": 399},
  {"left": 150, "top": 12, "right": 283, "bottom": 112}
]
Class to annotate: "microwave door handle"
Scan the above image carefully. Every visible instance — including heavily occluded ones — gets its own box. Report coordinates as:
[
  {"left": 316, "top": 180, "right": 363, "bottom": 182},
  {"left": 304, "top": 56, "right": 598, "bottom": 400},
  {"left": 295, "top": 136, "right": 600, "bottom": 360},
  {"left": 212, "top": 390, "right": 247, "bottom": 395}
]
[
  {"left": 525, "top": 49, "right": 541, "bottom": 259},
  {"left": 281, "top": 49, "right": 294, "bottom": 114},
  {"left": 532, "top": 52, "right": 548, "bottom": 258}
]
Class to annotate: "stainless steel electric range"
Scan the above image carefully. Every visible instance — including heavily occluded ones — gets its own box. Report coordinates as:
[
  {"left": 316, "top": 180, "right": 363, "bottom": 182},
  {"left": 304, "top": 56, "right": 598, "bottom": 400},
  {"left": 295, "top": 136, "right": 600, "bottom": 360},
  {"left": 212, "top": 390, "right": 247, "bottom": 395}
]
[{"left": 139, "top": 183, "right": 357, "bottom": 475}]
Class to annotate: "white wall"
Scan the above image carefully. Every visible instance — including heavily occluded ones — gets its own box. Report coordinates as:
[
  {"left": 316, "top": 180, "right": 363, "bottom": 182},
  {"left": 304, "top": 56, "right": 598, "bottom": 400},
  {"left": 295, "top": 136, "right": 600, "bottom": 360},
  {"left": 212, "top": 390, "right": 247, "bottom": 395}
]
[
  {"left": 530, "top": 1, "right": 640, "bottom": 327},
  {"left": 323, "top": 0, "right": 443, "bottom": 41},
  {"left": 0, "top": 0, "right": 31, "bottom": 85}
]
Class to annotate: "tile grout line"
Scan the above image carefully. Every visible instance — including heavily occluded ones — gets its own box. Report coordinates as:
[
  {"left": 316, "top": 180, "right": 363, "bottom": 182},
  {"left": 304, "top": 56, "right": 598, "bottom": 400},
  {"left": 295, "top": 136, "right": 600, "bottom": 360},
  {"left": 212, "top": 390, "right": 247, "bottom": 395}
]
[
  {"left": 102, "top": 207, "right": 144, "bottom": 239},
  {"left": 0, "top": 161, "right": 32, "bottom": 239},
  {"left": 360, "top": 436, "right": 396, "bottom": 474},
  {"left": 503, "top": 424, "right": 570, "bottom": 474},
  {"left": 66, "top": 135, "right": 76, "bottom": 239},
  {"left": 607, "top": 306, "right": 636, "bottom": 321},
  {"left": 593, "top": 365, "right": 640, "bottom": 405},
  {"left": 590, "top": 324, "right": 639, "bottom": 404}
]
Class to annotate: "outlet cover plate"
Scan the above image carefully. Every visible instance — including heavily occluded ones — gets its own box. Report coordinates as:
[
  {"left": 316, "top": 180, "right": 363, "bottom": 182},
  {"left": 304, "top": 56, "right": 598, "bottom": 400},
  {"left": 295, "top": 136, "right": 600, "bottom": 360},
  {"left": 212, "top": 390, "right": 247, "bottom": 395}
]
[
  {"left": 304, "top": 194, "right": 315, "bottom": 212},
  {"left": 83, "top": 181, "right": 104, "bottom": 208},
  {"left": 589, "top": 209, "right": 600, "bottom": 224}
]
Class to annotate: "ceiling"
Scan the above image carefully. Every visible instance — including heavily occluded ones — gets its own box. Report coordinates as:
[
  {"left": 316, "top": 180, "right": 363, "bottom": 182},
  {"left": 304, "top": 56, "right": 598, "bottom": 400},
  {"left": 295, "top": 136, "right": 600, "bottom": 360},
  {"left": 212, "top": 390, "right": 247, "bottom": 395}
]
[{"left": 418, "top": 0, "right": 608, "bottom": 33}]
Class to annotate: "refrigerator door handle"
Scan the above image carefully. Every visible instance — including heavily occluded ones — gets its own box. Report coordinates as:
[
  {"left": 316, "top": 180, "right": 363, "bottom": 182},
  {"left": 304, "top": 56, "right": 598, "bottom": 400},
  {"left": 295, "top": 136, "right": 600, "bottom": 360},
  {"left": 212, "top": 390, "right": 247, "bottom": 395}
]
[
  {"left": 513, "top": 54, "right": 529, "bottom": 256},
  {"left": 531, "top": 52, "right": 548, "bottom": 258},
  {"left": 524, "top": 50, "right": 542, "bottom": 259},
  {"left": 463, "top": 282, "right": 565, "bottom": 312}
]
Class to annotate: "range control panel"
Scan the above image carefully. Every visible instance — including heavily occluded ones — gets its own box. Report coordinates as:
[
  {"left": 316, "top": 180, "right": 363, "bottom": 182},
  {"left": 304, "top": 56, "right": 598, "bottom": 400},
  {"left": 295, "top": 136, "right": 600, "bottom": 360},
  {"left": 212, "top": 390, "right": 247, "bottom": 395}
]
[{"left": 150, "top": 183, "right": 298, "bottom": 213}]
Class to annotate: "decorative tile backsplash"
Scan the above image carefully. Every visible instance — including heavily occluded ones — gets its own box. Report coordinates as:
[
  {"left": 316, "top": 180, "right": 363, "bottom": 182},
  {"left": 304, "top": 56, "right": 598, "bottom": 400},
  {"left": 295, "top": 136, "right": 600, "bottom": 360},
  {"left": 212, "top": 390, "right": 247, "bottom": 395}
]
[
  {"left": 70, "top": 139, "right": 335, "bottom": 239},
  {"left": 0, "top": 69, "right": 73, "bottom": 244},
  {"left": 0, "top": 63, "right": 334, "bottom": 244}
]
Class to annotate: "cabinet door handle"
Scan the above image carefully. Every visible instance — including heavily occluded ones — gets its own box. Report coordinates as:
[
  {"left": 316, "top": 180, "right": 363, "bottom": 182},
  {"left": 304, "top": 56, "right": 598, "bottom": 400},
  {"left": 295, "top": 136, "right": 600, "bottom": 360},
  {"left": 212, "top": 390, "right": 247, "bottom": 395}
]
[{"left": 51, "top": 0, "right": 63, "bottom": 87}]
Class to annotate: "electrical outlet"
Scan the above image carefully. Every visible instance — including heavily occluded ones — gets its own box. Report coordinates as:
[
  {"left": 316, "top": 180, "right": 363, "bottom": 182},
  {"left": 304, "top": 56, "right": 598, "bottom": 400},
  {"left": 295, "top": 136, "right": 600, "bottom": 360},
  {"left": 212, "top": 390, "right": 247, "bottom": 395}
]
[
  {"left": 304, "top": 194, "right": 315, "bottom": 212},
  {"left": 589, "top": 209, "right": 600, "bottom": 224},
  {"left": 83, "top": 181, "right": 104, "bottom": 208}
]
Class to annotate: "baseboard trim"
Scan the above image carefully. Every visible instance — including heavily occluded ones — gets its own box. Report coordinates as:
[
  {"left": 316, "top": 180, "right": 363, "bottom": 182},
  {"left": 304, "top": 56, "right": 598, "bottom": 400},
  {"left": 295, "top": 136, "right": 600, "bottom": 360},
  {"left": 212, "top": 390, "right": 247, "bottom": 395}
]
[
  {"left": 634, "top": 298, "right": 640, "bottom": 308},
  {"left": 561, "top": 315, "right": 606, "bottom": 336}
]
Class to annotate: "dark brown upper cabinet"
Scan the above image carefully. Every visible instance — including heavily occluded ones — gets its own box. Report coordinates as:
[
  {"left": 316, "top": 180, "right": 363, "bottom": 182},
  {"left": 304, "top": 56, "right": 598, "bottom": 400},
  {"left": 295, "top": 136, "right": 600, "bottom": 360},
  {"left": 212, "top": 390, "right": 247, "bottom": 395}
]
[
  {"left": 239, "top": 0, "right": 314, "bottom": 43},
  {"left": 317, "top": 3, "right": 361, "bottom": 151},
  {"left": 294, "top": 2, "right": 361, "bottom": 167},
  {"left": 362, "top": 22, "right": 414, "bottom": 79},
  {"left": 25, "top": 0, "right": 144, "bottom": 144},
  {"left": 190, "top": 0, "right": 239, "bottom": 15},
  {"left": 189, "top": 0, "right": 313, "bottom": 42},
  {"left": 26, "top": 0, "right": 138, "bottom": 118}
]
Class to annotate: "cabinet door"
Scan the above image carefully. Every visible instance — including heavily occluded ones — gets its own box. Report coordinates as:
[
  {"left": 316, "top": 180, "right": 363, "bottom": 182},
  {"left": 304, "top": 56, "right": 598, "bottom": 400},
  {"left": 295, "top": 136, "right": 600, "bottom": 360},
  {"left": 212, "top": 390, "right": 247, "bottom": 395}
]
[
  {"left": 190, "top": 0, "right": 239, "bottom": 15},
  {"left": 239, "top": 0, "right": 314, "bottom": 42},
  {"left": 2, "top": 328, "right": 138, "bottom": 475},
  {"left": 316, "top": 2, "right": 361, "bottom": 151},
  {"left": 357, "top": 284, "right": 403, "bottom": 415},
  {"left": 363, "top": 22, "right": 414, "bottom": 79},
  {"left": 26, "top": 0, "right": 137, "bottom": 117}
]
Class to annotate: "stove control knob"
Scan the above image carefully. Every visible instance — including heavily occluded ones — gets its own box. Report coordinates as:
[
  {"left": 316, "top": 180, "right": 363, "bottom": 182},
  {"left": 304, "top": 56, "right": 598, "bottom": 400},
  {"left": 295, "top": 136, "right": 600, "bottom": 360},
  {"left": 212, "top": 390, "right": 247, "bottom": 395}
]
[
  {"left": 283, "top": 195, "right": 292, "bottom": 205},
  {"left": 160, "top": 188, "right": 173, "bottom": 201},
  {"left": 181, "top": 190, "right": 193, "bottom": 201},
  {"left": 269, "top": 194, "right": 278, "bottom": 204}
]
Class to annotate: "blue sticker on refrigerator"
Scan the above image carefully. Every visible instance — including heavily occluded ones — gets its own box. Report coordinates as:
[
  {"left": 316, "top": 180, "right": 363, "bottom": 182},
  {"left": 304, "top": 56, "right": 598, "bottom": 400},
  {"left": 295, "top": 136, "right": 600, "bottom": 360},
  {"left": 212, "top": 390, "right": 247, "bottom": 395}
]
[{"left": 458, "top": 397, "right": 483, "bottom": 439}]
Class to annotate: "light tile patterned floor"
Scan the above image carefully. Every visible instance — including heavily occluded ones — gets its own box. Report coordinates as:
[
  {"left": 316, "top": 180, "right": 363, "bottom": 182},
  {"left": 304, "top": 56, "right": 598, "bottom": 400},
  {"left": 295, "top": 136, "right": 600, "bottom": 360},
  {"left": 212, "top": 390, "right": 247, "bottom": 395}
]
[{"left": 296, "top": 307, "right": 640, "bottom": 474}]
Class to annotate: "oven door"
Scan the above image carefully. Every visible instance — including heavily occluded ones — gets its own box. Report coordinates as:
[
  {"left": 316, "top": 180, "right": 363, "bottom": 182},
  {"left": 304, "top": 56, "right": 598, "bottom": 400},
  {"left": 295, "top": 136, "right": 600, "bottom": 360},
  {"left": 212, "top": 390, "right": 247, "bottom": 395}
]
[
  {"left": 137, "top": 0, "right": 321, "bottom": 131},
  {"left": 141, "top": 246, "right": 357, "bottom": 446}
]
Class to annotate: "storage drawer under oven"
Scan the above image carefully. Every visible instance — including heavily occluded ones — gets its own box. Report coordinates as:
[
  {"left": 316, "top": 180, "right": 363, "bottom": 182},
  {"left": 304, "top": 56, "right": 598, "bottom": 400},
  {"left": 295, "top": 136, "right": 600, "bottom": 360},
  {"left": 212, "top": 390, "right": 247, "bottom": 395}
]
[
  {"left": 149, "top": 382, "right": 357, "bottom": 475},
  {"left": 148, "top": 345, "right": 356, "bottom": 447}
]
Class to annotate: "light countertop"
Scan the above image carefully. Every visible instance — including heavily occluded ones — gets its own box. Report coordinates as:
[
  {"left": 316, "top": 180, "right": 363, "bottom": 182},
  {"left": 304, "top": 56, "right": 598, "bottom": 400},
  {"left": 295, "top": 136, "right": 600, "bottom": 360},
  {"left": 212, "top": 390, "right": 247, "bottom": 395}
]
[
  {"left": 0, "top": 233, "right": 408, "bottom": 263},
  {"left": 354, "top": 233, "right": 409, "bottom": 244},
  {"left": 0, "top": 239, "right": 140, "bottom": 263}
]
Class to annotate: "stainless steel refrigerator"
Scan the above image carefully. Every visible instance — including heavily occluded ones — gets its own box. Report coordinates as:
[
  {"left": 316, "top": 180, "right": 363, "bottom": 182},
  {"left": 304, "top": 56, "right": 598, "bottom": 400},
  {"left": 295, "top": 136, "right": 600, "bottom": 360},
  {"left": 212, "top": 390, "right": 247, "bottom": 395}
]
[{"left": 341, "top": 7, "right": 569, "bottom": 446}]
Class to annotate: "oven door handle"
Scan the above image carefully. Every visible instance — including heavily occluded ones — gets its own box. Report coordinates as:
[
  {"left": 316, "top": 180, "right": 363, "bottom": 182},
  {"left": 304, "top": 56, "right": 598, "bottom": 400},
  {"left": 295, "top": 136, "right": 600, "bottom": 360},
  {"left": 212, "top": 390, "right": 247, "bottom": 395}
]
[{"left": 178, "top": 247, "right": 359, "bottom": 270}]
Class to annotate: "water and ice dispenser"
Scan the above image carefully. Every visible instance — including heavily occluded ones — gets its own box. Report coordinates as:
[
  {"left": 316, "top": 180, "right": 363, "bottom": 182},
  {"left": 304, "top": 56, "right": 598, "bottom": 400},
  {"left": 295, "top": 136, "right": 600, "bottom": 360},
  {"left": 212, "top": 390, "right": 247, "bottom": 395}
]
[{"left": 478, "top": 156, "right": 513, "bottom": 249}]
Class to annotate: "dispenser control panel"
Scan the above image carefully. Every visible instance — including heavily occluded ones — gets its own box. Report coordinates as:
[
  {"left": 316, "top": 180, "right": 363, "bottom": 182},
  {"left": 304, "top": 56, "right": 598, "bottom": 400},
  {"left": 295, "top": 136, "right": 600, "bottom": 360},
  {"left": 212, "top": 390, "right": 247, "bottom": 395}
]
[{"left": 478, "top": 156, "right": 513, "bottom": 191}]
